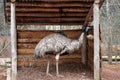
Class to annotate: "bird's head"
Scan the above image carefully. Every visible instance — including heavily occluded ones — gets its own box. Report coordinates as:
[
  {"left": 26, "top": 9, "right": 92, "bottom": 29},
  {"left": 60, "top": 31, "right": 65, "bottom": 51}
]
[{"left": 82, "top": 26, "right": 91, "bottom": 33}]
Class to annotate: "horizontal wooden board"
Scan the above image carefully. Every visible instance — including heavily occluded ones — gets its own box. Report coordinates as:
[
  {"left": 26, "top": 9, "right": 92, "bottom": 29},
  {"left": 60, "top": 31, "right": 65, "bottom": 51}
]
[
  {"left": 6, "top": 7, "right": 90, "bottom": 13},
  {"left": 6, "top": 0, "right": 94, "bottom": 3},
  {"left": 7, "top": 12, "right": 87, "bottom": 17},
  {"left": 17, "top": 30, "right": 82, "bottom": 39},
  {"left": 5, "top": 0, "right": 94, "bottom": 25},
  {"left": 17, "top": 39, "right": 40, "bottom": 43},
  {"left": 17, "top": 44, "right": 37, "bottom": 49},
  {"left": 17, "top": 53, "right": 81, "bottom": 67},
  {"left": 18, "top": 49, "right": 35, "bottom": 55},
  {"left": 7, "top": 20, "right": 84, "bottom": 25},
  {"left": 17, "top": 30, "right": 82, "bottom": 55},
  {"left": 6, "top": 2, "right": 93, "bottom": 8},
  {"left": 17, "top": 49, "right": 81, "bottom": 55},
  {"left": 8, "top": 18, "right": 86, "bottom": 23},
  {"left": 17, "top": 58, "right": 82, "bottom": 67}
]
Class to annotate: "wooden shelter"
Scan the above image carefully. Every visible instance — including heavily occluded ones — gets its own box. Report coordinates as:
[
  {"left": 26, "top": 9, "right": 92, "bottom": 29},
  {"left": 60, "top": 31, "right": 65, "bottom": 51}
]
[{"left": 4, "top": 0, "right": 104, "bottom": 80}]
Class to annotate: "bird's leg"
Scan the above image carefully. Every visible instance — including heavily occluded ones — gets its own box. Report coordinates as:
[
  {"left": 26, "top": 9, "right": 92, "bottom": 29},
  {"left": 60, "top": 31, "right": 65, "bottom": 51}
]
[
  {"left": 55, "top": 54, "right": 64, "bottom": 77},
  {"left": 46, "top": 55, "right": 52, "bottom": 76}
]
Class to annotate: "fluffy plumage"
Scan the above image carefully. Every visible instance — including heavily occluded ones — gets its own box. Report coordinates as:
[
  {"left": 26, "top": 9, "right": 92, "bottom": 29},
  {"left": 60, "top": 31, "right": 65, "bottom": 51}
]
[{"left": 34, "top": 26, "right": 90, "bottom": 77}]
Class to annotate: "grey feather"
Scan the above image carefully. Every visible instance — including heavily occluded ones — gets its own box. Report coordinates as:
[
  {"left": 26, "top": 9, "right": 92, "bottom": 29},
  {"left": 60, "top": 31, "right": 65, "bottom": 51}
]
[{"left": 34, "top": 32, "right": 84, "bottom": 58}]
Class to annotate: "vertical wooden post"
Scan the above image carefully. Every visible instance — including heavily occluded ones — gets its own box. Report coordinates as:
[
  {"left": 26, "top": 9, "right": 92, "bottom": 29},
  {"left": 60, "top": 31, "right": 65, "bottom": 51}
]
[
  {"left": 82, "top": 33, "right": 87, "bottom": 65},
  {"left": 7, "top": 68, "right": 11, "bottom": 80},
  {"left": 94, "top": 0, "right": 100, "bottom": 80},
  {"left": 11, "top": 0, "right": 17, "bottom": 80}
]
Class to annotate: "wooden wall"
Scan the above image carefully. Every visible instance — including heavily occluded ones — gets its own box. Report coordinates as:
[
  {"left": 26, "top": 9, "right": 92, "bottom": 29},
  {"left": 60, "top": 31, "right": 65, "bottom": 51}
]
[
  {"left": 87, "top": 27, "right": 102, "bottom": 71},
  {"left": 17, "top": 30, "right": 82, "bottom": 67},
  {"left": 87, "top": 37, "right": 94, "bottom": 70},
  {"left": 17, "top": 29, "right": 97, "bottom": 70},
  {"left": 87, "top": 28, "right": 94, "bottom": 70}
]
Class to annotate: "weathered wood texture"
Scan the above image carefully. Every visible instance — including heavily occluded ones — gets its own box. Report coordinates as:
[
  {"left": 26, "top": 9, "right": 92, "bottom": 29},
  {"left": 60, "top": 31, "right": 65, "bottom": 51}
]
[
  {"left": 4, "top": 0, "right": 94, "bottom": 25},
  {"left": 87, "top": 36, "right": 94, "bottom": 70},
  {"left": 17, "top": 30, "right": 83, "bottom": 67},
  {"left": 17, "top": 30, "right": 82, "bottom": 55},
  {"left": 17, "top": 54, "right": 81, "bottom": 67},
  {"left": 11, "top": 2, "right": 17, "bottom": 80},
  {"left": 81, "top": 33, "right": 87, "bottom": 65},
  {"left": 93, "top": 1, "right": 100, "bottom": 80}
]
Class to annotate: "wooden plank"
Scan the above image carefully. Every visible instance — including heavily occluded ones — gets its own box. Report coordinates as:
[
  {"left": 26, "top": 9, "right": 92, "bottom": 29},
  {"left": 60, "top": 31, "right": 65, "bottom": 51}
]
[
  {"left": 6, "top": 7, "right": 89, "bottom": 13},
  {"left": 17, "top": 30, "right": 82, "bottom": 55},
  {"left": 17, "top": 57, "right": 81, "bottom": 67},
  {"left": 15, "top": 19, "right": 84, "bottom": 23},
  {"left": 17, "top": 39, "right": 40, "bottom": 43},
  {"left": 17, "top": 52, "right": 81, "bottom": 67},
  {"left": 17, "top": 31, "right": 53, "bottom": 39},
  {"left": 17, "top": 49, "right": 81, "bottom": 55},
  {"left": 7, "top": 12, "right": 87, "bottom": 17},
  {"left": 6, "top": 0, "right": 94, "bottom": 3},
  {"left": 17, "top": 30, "right": 82, "bottom": 39},
  {"left": 8, "top": 18, "right": 86, "bottom": 22},
  {"left": 17, "top": 44, "right": 37, "bottom": 49},
  {"left": 18, "top": 49, "right": 35, "bottom": 55},
  {"left": 15, "top": 0, "right": 94, "bottom": 3},
  {"left": 93, "top": 1, "right": 100, "bottom": 80},
  {"left": 83, "top": 6, "right": 93, "bottom": 27},
  {"left": 8, "top": 21, "right": 84, "bottom": 25},
  {"left": 81, "top": 33, "right": 87, "bottom": 65},
  {"left": 7, "top": 68, "right": 11, "bottom": 80},
  {"left": 11, "top": 2, "right": 17, "bottom": 80},
  {"left": 6, "top": 2, "right": 93, "bottom": 8}
]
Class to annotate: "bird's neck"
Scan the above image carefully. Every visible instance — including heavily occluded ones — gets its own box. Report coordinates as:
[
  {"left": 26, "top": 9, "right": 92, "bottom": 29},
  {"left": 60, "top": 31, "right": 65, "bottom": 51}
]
[{"left": 78, "top": 32, "right": 85, "bottom": 43}]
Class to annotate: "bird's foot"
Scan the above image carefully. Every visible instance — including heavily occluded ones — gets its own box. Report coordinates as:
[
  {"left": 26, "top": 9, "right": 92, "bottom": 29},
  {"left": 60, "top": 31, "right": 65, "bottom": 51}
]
[
  {"left": 46, "top": 73, "right": 53, "bottom": 77},
  {"left": 56, "top": 74, "right": 64, "bottom": 78}
]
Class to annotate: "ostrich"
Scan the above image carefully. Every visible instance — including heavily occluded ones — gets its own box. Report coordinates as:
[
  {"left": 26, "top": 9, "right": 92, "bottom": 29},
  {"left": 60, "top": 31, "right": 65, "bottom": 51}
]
[{"left": 34, "top": 26, "right": 90, "bottom": 77}]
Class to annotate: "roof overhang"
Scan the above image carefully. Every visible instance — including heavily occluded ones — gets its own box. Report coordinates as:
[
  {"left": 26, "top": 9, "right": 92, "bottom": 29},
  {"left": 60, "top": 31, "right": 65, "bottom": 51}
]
[{"left": 4, "top": 0, "right": 104, "bottom": 26}]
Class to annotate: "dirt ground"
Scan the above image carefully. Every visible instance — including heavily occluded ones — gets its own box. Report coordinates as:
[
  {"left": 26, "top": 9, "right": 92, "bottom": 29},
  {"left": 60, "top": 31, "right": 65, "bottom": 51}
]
[
  {"left": 0, "top": 61, "right": 120, "bottom": 80},
  {"left": 102, "top": 62, "right": 120, "bottom": 80},
  {"left": 0, "top": 67, "right": 6, "bottom": 80},
  {"left": 17, "top": 59, "right": 93, "bottom": 80}
]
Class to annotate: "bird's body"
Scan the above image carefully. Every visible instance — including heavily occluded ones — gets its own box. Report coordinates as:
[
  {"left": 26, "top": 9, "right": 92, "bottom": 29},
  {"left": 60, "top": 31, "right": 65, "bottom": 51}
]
[
  {"left": 35, "top": 33, "right": 81, "bottom": 58},
  {"left": 34, "top": 27, "right": 90, "bottom": 77}
]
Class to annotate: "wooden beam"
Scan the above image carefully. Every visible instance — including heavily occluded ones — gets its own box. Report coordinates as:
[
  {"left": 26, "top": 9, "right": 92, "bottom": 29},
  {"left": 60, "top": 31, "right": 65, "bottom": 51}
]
[
  {"left": 7, "top": 12, "right": 87, "bottom": 17},
  {"left": 17, "top": 39, "right": 40, "bottom": 43},
  {"left": 6, "top": 7, "right": 89, "bottom": 13},
  {"left": 81, "top": 33, "right": 87, "bottom": 65},
  {"left": 11, "top": 1, "right": 17, "bottom": 80},
  {"left": 18, "top": 49, "right": 35, "bottom": 55},
  {"left": 15, "top": 0, "right": 94, "bottom": 3},
  {"left": 93, "top": 0, "right": 100, "bottom": 80},
  {"left": 9, "top": 18, "right": 86, "bottom": 22},
  {"left": 8, "top": 21, "right": 84, "bottom": 25},
  {"left": 17, "top": 44, "right": 37, "bottom": 49},
  {"left": 83, "top": 0, "right": 105, "bottom": 27},
  {"left": 83, "top": 6, "right": 93, "bottom": 27},
  {"left": 7, "top": 0, "right": 94, "bottom": 3},
  {"left": 6, "top": 2, "right": 93, "bottom": 8}
]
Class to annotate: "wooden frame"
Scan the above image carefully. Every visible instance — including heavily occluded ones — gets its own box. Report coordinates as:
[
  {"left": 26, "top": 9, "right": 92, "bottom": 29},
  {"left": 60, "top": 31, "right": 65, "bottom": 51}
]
[
  {"left": 94, "top": 0, "right": 100, "bottom": 80},
  {"left": 81, "top": 32, "right": 87, "bottom": 65},
  {"left": 11, "top": 0, "right": 17, "bottom": 80},
  {"left": 9, "top": 0, "right": 103, "bottom": 80}
]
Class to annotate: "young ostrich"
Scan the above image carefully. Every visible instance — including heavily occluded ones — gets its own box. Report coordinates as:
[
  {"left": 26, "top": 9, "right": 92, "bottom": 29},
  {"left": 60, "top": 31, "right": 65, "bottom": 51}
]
[{"left": 34, "top": 27, "right": 90, "bottom": 77}]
